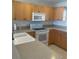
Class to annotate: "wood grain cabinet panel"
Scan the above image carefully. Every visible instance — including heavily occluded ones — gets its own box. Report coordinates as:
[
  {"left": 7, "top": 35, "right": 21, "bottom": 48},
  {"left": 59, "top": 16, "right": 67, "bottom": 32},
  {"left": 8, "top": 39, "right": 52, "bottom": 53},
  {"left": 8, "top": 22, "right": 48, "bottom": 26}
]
[
  {"left": 24, "top": 3, "right": 33, "bottom": 20},
  {"left": 54, "top": 29, "right": 67, "bottom": 50},
  {"left": 15, "top": 2, "right": 24, "bottom": 20},
  {"left": 49, "top": 29, "right": 67, "bottom": 50},
  {"left": 27, "top": 31, "right": 36, "bottom": 38},
  {"left": 54, "top": 7, "right": 64, "bottom": 20},
  {"left": 13, "top": 2, "right": 33, "bottom": 20},
  {"left": 43, "top": 6, "right": 54, "bottom": 21},
  {"left": 49, "top": 8, "right": 54, "bottom": 20},
  {"left": 61, "top": 31, "right": 67, "bottom": 49},
  {"left": 32, "top": 5, "right": 39, "bottom": 12},
  {"left": 48, "top": 29, "right": 55, "bottom": 44},
  {"left": 32, "top": 5, "right": 44, "bottom": 13},
  {"left": 12, "top": 2, "right": 54, "bottom": 21},
  {"left": 12, "top": 2, "right": 15, "bottom": 20},
  {"left": 43, "top": 6, "right": 50, "bottom": 21}
]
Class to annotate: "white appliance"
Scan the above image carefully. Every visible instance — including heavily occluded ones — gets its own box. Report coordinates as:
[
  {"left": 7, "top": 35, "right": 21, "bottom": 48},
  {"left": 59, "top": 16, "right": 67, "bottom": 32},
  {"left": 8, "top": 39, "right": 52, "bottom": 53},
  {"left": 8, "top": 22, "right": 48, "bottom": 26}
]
[
  {"left": 32, "top": 12, "right": 45, "bottom": 21},
  {"left": 13, "top": 24, "right": 17, "bottom": 30},
  {"left": 36, "top": 30, "right": 49, "bottom": 45}
]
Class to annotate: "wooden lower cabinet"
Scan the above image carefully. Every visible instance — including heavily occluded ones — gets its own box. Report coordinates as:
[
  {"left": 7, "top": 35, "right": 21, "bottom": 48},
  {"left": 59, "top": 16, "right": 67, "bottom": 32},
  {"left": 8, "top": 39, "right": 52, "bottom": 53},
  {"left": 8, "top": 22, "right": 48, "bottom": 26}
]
[
  {"left": 49, "top": 29, "right": 67, "bottom": 50},
  {"left": 48, "top": 29, "right": 55, "bottom": 44},
  {"left": 27, "top": 31, "right": 36, "bottom": 38}
]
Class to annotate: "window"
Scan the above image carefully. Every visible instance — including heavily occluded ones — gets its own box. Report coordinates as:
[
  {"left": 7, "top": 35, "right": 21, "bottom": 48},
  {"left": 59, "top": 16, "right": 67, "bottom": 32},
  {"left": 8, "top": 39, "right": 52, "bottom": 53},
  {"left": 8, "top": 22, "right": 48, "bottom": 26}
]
[{"left": 63, "top": 7, "right": 67, "bottom": 21}]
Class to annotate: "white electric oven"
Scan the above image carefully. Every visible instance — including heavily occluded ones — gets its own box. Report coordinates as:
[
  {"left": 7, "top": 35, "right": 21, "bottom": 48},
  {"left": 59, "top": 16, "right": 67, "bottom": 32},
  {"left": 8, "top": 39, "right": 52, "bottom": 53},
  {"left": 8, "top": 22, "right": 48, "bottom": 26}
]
[{"left": 35, "top": 30, "right": 49, "bottom": 45}]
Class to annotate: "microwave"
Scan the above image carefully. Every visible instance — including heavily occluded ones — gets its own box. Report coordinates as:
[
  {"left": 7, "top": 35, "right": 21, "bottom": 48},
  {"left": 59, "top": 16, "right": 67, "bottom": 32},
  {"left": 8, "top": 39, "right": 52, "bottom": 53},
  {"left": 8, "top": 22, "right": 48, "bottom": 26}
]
[{"left": 32, "top": 12, "right": 45, "bottom": 21}]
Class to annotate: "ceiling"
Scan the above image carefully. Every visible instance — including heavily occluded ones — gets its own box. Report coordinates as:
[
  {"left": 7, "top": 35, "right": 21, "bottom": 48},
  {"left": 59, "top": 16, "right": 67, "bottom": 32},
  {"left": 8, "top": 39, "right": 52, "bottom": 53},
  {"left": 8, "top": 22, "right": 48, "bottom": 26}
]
[{"left": 16, "top": 0, "right": 67, "bottom": 7}]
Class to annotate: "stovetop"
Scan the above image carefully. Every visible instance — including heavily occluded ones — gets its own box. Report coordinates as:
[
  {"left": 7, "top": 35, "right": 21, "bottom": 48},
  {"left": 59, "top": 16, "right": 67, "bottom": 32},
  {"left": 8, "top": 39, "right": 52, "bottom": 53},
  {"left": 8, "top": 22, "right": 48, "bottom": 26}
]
[{"left": 32, "top": 28, "right": 46, "bottom": 30}]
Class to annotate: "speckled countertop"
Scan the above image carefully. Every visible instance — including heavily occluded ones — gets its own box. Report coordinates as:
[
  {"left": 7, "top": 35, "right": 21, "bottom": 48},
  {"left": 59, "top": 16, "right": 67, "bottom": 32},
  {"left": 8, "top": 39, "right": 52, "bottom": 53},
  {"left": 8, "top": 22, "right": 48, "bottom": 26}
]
[
  {"left": 15, "top": 40, "right": 56, "bottom": 59},
  {"left": 45, "top": 25, "right": 67, "bottom": 32},
  {"left": 13, "top": 32, "right": 57, "bottom": 59}
]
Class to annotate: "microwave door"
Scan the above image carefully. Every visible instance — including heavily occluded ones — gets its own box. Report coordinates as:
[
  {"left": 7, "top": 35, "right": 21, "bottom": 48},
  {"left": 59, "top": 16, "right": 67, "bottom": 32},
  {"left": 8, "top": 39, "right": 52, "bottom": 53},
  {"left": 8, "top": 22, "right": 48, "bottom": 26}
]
[
  {"left": 32, "top": 13, "right": 45, "bottom": 21},
  {"left": 34, "top": 16, "right": 42, "bottom": 21}
]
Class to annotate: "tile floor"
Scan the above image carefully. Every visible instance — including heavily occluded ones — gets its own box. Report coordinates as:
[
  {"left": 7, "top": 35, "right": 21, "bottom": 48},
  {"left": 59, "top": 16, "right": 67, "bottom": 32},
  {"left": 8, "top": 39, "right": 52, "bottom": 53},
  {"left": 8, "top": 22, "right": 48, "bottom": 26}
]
[{"left": 49, "top": 45, "right": 67, "bottom": 59}]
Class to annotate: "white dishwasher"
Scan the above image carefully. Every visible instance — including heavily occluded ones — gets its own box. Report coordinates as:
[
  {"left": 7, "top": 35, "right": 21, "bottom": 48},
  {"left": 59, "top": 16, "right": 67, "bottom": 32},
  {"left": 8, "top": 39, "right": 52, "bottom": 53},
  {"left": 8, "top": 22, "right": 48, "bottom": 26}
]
[{"left": 36, "top": 30, "right": 49, "bottom": 45}]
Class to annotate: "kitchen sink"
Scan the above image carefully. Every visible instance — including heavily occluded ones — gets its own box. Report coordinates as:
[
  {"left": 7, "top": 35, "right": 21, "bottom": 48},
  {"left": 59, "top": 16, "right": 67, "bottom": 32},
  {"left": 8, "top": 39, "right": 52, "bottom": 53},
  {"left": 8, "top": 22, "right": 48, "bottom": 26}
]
[
  {"left": 13, "top": 32, "right": 27, "bottom": 38},
  {"left": 13, "top": 32, "right": 35, "bottom": 45}
]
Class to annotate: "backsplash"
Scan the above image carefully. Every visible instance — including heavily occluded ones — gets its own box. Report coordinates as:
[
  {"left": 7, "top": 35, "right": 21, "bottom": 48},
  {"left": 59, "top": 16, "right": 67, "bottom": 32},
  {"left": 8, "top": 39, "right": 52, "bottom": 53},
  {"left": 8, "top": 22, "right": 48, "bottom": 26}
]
[
  {"left": 12, "top": 20, "right": 67, "bottom": 27},
  {"left": 52, "top": 20, "right": 67, "bottom": 26},
  {"left": 12, "top": 20, "right": 31, "bottom": 26},
  {"left": 12, "top": 20, "right": 52, "bottom": 27}
]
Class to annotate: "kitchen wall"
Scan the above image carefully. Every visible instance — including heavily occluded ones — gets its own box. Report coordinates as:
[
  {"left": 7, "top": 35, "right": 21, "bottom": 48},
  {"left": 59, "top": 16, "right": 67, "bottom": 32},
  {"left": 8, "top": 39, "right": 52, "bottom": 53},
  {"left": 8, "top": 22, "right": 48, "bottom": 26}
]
[
  {"left": 15, "top": 0, "right": 66, "bottom": 7},
  {"left": 53, "top": 1, "right": 67, "bottom": 7},
  {"left": 53, "top": 20, "right": 67, "bottom": 26},
  {"left": 12, "top": 20, "right": 31, "bottom": 26},
  {"left": 12, "top": 20, "right": 67, "bottom": 27},
  {"left": 12, "top": 20, "right": 52, "bottom": 26}
]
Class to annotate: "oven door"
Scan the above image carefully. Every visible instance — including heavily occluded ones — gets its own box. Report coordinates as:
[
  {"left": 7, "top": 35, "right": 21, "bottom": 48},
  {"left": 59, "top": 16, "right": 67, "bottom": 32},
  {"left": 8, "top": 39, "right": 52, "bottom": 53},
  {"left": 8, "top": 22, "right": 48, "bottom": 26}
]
[{"left": 36, "top": 30, "right": 49, "bottom": 45}]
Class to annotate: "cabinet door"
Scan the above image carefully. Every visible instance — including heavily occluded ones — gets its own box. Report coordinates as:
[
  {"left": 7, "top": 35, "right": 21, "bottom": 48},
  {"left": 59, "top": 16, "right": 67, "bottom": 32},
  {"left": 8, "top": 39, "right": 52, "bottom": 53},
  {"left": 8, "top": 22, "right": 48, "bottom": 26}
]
[
  {"left": 43, "top": 6, "right": 54, "bottom": 21},
  {"left": 43, "top": 6, "right": 50, "bottom": 21},
  {"left": 12, "top": 2, "right": 15, "bottom": 20},
  {"left": 49, "top": 8, "right": 54, "bottom": 20},
  {"left": 54, "top": 29, "right": 67, "bottom": 50},
  {"left": 49, "top": 29, "right": 67, "bottom": 50},
  {"left": 32, "top": 5, "right": 43, "bottom": 13},
  {"left": 48, "top": 29, "right": 55, "bottom": 45},
  {"left": 15, "top": 2, "right": 24, "bottom": 20},
  {"left": 24, "top": 3, "right": 32, "bottom": 20},
  {"left": 61, "top": 31, "right": 67, "bottom": 49},
  {"left": 38, "top": 6, "right": 44, "bottom": 13},
  {"left": 53, "top": 30, "right": 61, "bottom": 45},
  {"left": 27, "top": 31, "right": 36, "bottom": 38},
  {"left": 32, "top": 5, "right": 38, "bottom": 12},
  {"left": 54, "top": 7, "right": 64, "bottom": 20}
]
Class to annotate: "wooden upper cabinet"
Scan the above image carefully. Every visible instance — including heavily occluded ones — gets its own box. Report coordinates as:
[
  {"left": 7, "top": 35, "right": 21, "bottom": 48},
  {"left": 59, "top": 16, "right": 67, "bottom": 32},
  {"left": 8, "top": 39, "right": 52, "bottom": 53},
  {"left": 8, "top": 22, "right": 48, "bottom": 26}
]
[
  {"left": 43, "top": 6, "right": 50, "bottom": 21},
  {"left": 14, "top": 2, "right": 24, "bottom": 20},
  {"left": 24, "top": 3, "right": 33, "bottom": 20},
  {"left": 32, "top": 5, "right": 38, "bottom": 12},
  {"left": 32, "top": 5, "right": 43, "bottom": 13},
  {"left": 12, "top": 2, "right": 54, "bottom": 21},
  {"left": 38, "top": 6, "right": 44, "bottom": 13},
  {"left": 13, "top": 2, "right": 33, "bottom": 20},
  {"left": 43, "top": 6, "right": 54, "bottom": 21},
  {"left": 49, "top": 8, "right": 54, "bottom": 20},
  {"left": 54, "top": 7, "right": 64, "bottom": 20},
  {"left": 12, "top": 2, "right": 15, "bottom": 20}
]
